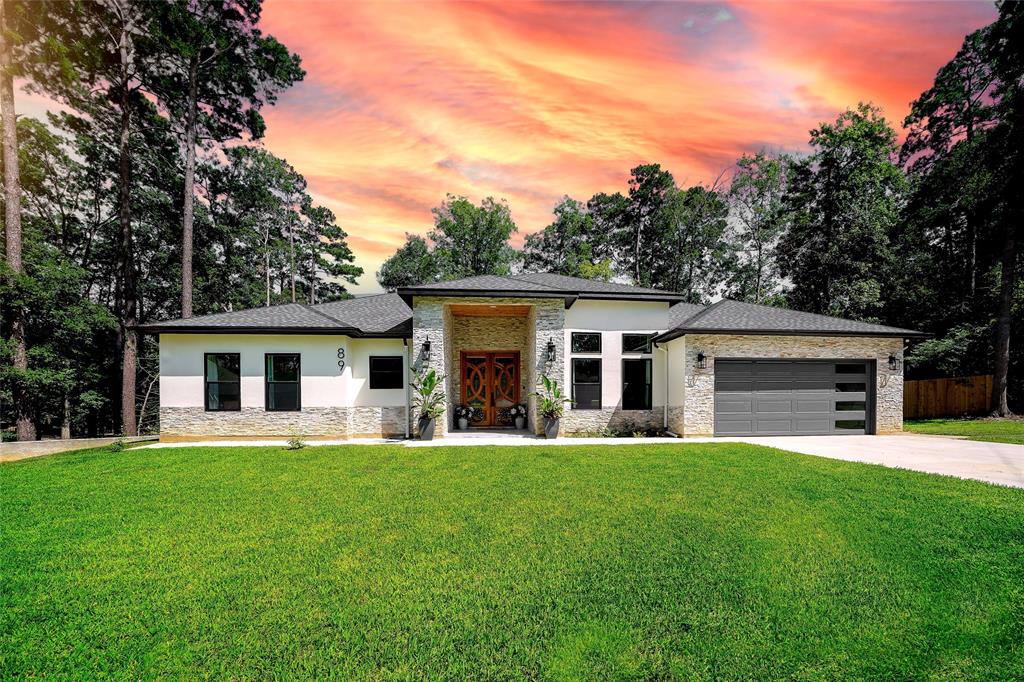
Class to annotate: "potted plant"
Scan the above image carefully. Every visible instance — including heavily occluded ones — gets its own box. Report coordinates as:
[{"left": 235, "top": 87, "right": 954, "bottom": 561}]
[
  {"left": 529, "top": 374, "right": 571, "bottom": 439},
  {"left": 410, "top": 367, "right": 446, "bottom": 440},
  {"left": 455, "top": 405, "right": 472, "bottom": 430},
  {"left": 511, "top": 404, "right": 527, "bottom": 430}
]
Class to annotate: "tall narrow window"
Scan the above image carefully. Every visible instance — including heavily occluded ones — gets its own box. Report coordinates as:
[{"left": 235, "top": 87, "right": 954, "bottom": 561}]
[
  {"left": 265, "top": 353, "right": 300, "bottom": 411},
  {"left": 572, "top": 358, "right": 601, "bottom": 409},
  {"left": 369, "top": 356, "right": 404, "bottom": 389},
  {"left": 205, "top": 353, "right": 240, "bottom": 411},
  {"left": 622, "top": 358, "right": 652, "bottom": 410}
]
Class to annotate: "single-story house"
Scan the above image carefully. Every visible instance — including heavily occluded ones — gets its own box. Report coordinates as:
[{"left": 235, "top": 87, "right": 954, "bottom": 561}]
[{"left": 143, "top": 272, "right": 925, "bottom": 441}]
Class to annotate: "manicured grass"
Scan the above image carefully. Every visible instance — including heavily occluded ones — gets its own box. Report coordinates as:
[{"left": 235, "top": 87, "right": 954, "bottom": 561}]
[
  {"left": 906, "top": 417, "right": 1024, "bottom": 445},
  {"left": 2, "top": 444, "right": 1023, "bottom": 679}
]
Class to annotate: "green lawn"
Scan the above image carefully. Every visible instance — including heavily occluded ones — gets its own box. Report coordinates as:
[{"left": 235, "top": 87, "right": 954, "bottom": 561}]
[
  {"left": 906, "top": 417, "right": 1024, "bottom": 445},
  {"left": 2, "top": 444, "right": 1022, "bottom": 679}
]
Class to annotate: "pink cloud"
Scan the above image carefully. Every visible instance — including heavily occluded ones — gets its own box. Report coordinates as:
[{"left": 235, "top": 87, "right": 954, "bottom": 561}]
[{"left": 251, "top": 0, "right": 996, "bottom": 291}]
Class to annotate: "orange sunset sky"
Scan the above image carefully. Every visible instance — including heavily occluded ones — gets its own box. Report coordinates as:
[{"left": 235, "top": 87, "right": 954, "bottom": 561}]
[{"left": 23, "top": 0, "right": 998, "bottom": 293}]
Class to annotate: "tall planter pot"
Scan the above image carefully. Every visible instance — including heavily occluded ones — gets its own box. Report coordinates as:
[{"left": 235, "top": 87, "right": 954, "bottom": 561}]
[
  {"left": 418, "top": 417, "right": 435, "bottom": 441},
  {"left": 543, "top": 417, "right": 559, "bottom": 439}
]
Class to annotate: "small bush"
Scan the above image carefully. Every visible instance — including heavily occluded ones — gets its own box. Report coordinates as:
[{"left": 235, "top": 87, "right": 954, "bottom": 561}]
[
  {"left": 286, "top": 429, "right": 306, "bottom": 450},
  {"left": 109, "top": 436, "right": 128, "bottom": 453},
  {"left": 1, "top": 430, "right": 16, "bottom": 443}
]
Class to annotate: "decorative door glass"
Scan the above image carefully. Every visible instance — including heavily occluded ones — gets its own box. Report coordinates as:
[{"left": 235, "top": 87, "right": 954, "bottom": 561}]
[{"left": 460, "top": 351, "right": 520, "bottom": 426}]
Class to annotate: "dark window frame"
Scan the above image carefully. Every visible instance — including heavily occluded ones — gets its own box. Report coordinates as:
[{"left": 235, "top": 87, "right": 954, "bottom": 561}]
[
  {"left": 622, "top": 358, "right": 653, "bottom": 410},
  {"left": 369, "top": 356, "right": 404, "bottom": 389},
  {"left": 572, "top": 357, "right": 602, "bottom": 410},
  {"left": 571, "top": 332, "right": 602, "bottom": 354},
  {"left": 264, "top": 352, "right": 301, "bottom": 412},
  {"left": 204, "top": 352, "right": 241, "bottom": 412},
  {"left": 621, "top": 333, "right": 653, "bottom": 354}
]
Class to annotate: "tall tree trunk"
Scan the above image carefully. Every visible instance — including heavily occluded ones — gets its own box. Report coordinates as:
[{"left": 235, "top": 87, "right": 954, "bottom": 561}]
[
  {"left": 61, "top": 394, "right": 71, "bottom": 439},
  {"left": 117, "top": 20, "right": 138, "bottom": 437},
  {"left": 990, "top": 223, "right": 1016, "bottom": 417},
  {"left": 289, "top": 221, "right": 296, "bottom": 303},
  {"left": 264, "top": 247, "right": 270, "bottom": 306},
  {"left": 180, "top": 54, "right": 198, "bottom": 318},
  {"left": 0, "top": 2, "right": 34, "bottom": 441}
]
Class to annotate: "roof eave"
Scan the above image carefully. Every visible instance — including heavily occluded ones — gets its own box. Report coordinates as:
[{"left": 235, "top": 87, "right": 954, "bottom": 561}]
[
  {"left": 140, "top": 324, "right": 411, "bottom": 338},
  {"left": 653, "top": 327, "right": 929, "bottom": 341},
  {"left": 398, "top": 288, "right": 681, "bottom": 306}
]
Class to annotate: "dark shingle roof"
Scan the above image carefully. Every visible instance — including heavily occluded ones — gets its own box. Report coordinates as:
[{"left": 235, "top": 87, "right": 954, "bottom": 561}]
[
  {"left": 397, "top": 271, "right": 687, "bottom": 303},
  {"left": 310, "top": 294, "right": 412, "bottom": 335},
  {"left": 402, "top": 274, "right": 552, "bottom": 292},
  {"left": 669, "top": 302, "right": 706, "bottom": 327},
  {"left": 141, "top": 294, "right": 413, "bottom": 336},
  {"left": 145, "top": 302, "right": 345, "bottom": 331},
  {"left": 654, "top": 299, "right": 926, "bottom": 341},
  {"left": 510, "top": 272, "right": 673, "bottom": 296}
]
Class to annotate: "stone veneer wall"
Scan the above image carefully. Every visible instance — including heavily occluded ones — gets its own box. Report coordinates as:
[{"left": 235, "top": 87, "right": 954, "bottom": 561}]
[
  {"left": 159, "top": 406, "right": 405, "bottom": 440},
  {"left": 562, "top": 408, "right": 662, "bottom": 435},
  {"left": 449, "top": 315, "right": 529, "bottom": 406},
  {"left": 529, "top": 301, "right": 565, "bottom": 435},
  {"left": 681, "top": 334, "right": 904, "bottom": 436}
]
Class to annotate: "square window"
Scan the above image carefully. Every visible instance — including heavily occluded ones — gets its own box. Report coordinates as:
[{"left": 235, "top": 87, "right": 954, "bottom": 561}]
[
  {"left": 622, "top": 358, "right": 652, "bottom": 410},
  {"left": 572, "top": 358, "right": 601, "bottom": 409},
  {"left": 571, "top": 332, "right": 601, "bottom": 353},
  {"left": 369, "top": 356, "right": 404, "bottom": 389},
  {"left": 622, "top": 334, "right": 653, "bottom": 354}
]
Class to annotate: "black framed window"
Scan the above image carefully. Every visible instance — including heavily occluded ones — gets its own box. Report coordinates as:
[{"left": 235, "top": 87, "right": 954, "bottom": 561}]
[
  {"left": 622, "top": 359, "right": 652, "bottom": 410},
  {"left": 571, "top": 332, "right": 601, "bottom": 353},
  {"left": 205, "top": 353, "right": 240, "bottom": 411},
  {"left": 836, "top": 363, "right": 866, "bottom": 374},
  {"left": 572, "top": 358, "right": 601, "bottom": 409},
  {"left": 622, "top": 333, "right": 653, "bottom": 354},
  {"left": 369, "top": 356, "right": 404, "bottom": 389},
  {"left": 265, "top": 353, "right": 300, "bottom": 411}
]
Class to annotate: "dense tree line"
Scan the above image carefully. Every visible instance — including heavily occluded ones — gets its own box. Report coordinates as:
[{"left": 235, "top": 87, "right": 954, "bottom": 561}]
[
  {"left": 1, "top": 0, "right": 361, "bottom": 440},
  {"left": 378, "top": 2, "right": 1022, "bottom": 413}
]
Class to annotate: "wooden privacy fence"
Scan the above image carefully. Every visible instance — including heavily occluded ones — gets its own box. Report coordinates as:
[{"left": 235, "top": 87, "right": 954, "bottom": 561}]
[{"left": 904, "top": 375, "right": 992, "bottom": 419}]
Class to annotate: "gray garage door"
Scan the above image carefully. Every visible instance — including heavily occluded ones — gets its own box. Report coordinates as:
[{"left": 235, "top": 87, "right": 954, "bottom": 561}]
[{"left": 714, "top": 359, "right": 873, "bottom": 436}]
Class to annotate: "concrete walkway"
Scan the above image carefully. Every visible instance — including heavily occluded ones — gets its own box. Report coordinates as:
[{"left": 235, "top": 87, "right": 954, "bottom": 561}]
[{"left": 0, "top": 436, "right": 157, "bottom": 463}]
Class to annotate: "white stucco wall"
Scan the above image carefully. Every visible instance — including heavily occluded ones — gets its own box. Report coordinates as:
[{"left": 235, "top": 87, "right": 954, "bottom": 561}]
[
  {"left": 158, "top": 333, "right": 410, "bottom": 439},
  {"left": 563, "top": 300, "right": 669, "bottom": 412},
  {"left": 159, "top": 333, "right": 349, "bottom": 408}
]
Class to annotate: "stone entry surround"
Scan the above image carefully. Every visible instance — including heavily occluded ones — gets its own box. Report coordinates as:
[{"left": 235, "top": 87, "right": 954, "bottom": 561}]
[{"left": 412, "top": 296, "right": 564, "bottom": 437}]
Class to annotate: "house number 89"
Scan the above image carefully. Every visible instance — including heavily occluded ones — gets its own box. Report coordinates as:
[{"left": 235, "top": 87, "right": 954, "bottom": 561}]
[{"left": 337, "top": 347, "right": 346, "bottom": 372}]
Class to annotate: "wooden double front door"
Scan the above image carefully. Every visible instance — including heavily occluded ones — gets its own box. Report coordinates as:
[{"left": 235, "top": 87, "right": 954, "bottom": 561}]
[{"left": 460, "top": 351, "right": 520, "bottom": 427}]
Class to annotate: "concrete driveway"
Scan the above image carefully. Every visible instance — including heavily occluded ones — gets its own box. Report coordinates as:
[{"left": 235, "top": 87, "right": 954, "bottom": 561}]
[{"left": 726, "top": 433, "right": 1024, "bottom": 489}]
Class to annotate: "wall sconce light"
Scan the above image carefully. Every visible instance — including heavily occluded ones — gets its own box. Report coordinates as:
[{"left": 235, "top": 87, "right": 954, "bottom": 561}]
[
  {"left": 888, "top": 353, "right": 900, "bottom": 371},
  {"left": 696, "top": 351, "right": 707, "bottom": 369},
  {"left": 421, "top": 339, "right": 431, "bottom": 362},
  {"left": 546, "top": 339, "right": 557, "bottom": 363}
]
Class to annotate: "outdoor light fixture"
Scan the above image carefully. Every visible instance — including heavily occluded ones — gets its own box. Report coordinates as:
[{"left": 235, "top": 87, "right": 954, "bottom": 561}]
[
  {"left": 888, "top": 353, "right": 900, "bottom": 371},
  {"left": 546, "top": 339, "right": 557, "bottom": 363},
  {"left": 696, "top": 352, "right": 707, "bottom": 369},
  {"left": 421, "top": 339, "right": 431, "bottom": 362}
]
